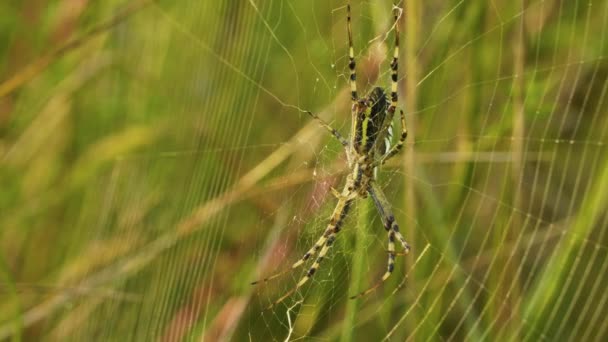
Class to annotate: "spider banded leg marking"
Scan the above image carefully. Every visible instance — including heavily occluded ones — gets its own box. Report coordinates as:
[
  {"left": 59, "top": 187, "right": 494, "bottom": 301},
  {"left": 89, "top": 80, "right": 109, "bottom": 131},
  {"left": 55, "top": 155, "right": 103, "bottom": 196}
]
[
  {"left": 305, "top": 111, "right": 349, "bottom": 148},
  {"left": 350, "top": 182, "right": 410, "bottom": 299},
  {"left": 347, "top": 4, "right": 357, "bottom": 102},
  {"left": 269, "top": 190, "right": 354, "bottom": 308},
  {"left": 388, "top": 9, "right": 400, "bottom": 114},
  {"left": 249, "top": 190, "right": 351, "bottom": 287},
  {"left": 292, "top": 188, "right": 353, "bottom": 269},
  {"left": 368, "top": 182, "right": 410, "bottom": 252},
  {"left": 377, "top": 9, "right": 408, "bottom": 167}
]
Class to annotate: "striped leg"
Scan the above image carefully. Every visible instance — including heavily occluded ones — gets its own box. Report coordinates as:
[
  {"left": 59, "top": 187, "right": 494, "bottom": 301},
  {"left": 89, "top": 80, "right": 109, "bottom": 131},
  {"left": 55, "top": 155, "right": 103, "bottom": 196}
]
[
  {"left": 350, "top": 229, "right": 397, "bottom": 299},
  {"left": 291, "top": 182, "right": 355, "bottom": 269},
  {"left": 305, "top": 110, "right": 349, "bottom": 149},
  {"left": 252, "top": 193, "right": 352, "bottom": 286},
  {"left": 350, "top": 181, "right": 409, "bottom": 299},
  {"left": 368, "top": 181, "right": 410, "bottom": 252},
  {"left": 378, "top": 9, "right": 407, "bottom": 166},
  {"left": 387, "top": 7, "right": 400, "bottom": 116},
  {"left": 300, "top": 2, "right": 358, "bottom": 156},
  {"left": 265, "top": 196, "right": 354, "bottom": 308},
  {"left": 299, "top": 0, "right": 355, "bottom": 157},
  {"left": 270, "top": 232, "right": 337, "bottom": 308},
  {"left": 347, "top": 4, "right": 357, "bottom": 103}
]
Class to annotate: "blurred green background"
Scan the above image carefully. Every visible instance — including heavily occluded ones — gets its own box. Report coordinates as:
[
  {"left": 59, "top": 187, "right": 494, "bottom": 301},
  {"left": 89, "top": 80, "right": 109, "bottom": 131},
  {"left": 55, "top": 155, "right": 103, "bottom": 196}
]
[{"left": 1, "top": 0, "right": 607, "bottom": 340}]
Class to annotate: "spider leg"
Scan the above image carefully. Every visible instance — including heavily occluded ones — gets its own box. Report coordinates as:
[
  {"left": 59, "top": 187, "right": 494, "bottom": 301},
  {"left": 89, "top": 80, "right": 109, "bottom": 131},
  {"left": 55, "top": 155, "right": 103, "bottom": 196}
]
[
  {"left": 251, "top": 195, "right": 348, "bottom": 286},
  {"left": 347, "top": 4, "right": 357, "bottom": 103},
  {"left": 387, "top": 6, "right": 400, "bottom": 118},
  {"left": 267, "top": 189, "right": 355, "bottom": 308},
  {"left": 368, "top": 181, "right": 410, "bottom": 252},
  {"left": 269, "top": 232, "right": 337, "bottom": 309},
  {"left": 350, "top": 229, "right": 397, "bottom": 299},
  {"left": 376, "top": 9, "right": 407, "bottom": 166},
  {"left": 346, "top": 4, "right": 358, "bottom": 168},
  {"left": 301, "top": 4, "right": 358, "bottom": 156},
  {"left": 376, "top": 8, "right": 401, "bottom": 140},
  {"left": 290, "top": 193, "right": 348, "bottom": 271},
  {"left": 350, "top": 181, "right": 409, "bottom": 299},
  {"left": 305, "top": 111, "right": 349, "bottom": 149}
]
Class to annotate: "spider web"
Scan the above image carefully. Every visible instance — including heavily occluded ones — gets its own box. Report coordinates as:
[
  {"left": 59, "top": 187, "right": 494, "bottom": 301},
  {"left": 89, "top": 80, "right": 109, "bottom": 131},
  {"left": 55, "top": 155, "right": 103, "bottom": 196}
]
[{"left": 1, "top": 0, "right": 607, "bottom": 341}]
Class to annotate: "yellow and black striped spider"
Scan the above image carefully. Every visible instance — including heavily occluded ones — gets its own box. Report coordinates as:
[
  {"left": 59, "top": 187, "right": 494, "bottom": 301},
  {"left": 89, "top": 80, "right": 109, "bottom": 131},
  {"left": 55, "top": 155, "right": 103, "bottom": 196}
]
[{"left": 254, "top": 4, "right": 410, "bottom": 307}]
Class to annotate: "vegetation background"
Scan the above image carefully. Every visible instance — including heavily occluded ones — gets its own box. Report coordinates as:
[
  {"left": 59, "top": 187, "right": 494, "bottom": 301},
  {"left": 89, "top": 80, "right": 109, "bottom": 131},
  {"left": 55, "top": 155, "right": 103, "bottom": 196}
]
[{"left": 1, "top": 0, "right": 607, "bottom": 340}]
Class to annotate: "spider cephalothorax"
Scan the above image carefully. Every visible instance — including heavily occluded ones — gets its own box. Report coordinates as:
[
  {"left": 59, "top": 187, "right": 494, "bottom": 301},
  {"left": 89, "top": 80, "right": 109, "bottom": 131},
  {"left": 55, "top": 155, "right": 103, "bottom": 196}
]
[{"left": 253, "top": 4, "right": 410, "bottom": 307}]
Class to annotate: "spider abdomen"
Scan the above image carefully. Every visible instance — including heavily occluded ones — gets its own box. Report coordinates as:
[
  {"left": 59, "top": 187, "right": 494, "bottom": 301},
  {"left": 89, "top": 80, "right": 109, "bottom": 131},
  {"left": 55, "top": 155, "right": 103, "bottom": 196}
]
[{"left": 353, "top": 87, "right": 389, "bottom": 156}]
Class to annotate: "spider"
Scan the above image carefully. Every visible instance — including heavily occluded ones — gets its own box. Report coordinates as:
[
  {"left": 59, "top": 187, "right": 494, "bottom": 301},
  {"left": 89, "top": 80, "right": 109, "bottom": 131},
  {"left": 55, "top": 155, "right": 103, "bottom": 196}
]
[{"left": 253, "top": 4, "right": 410, "bottom": 308}]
